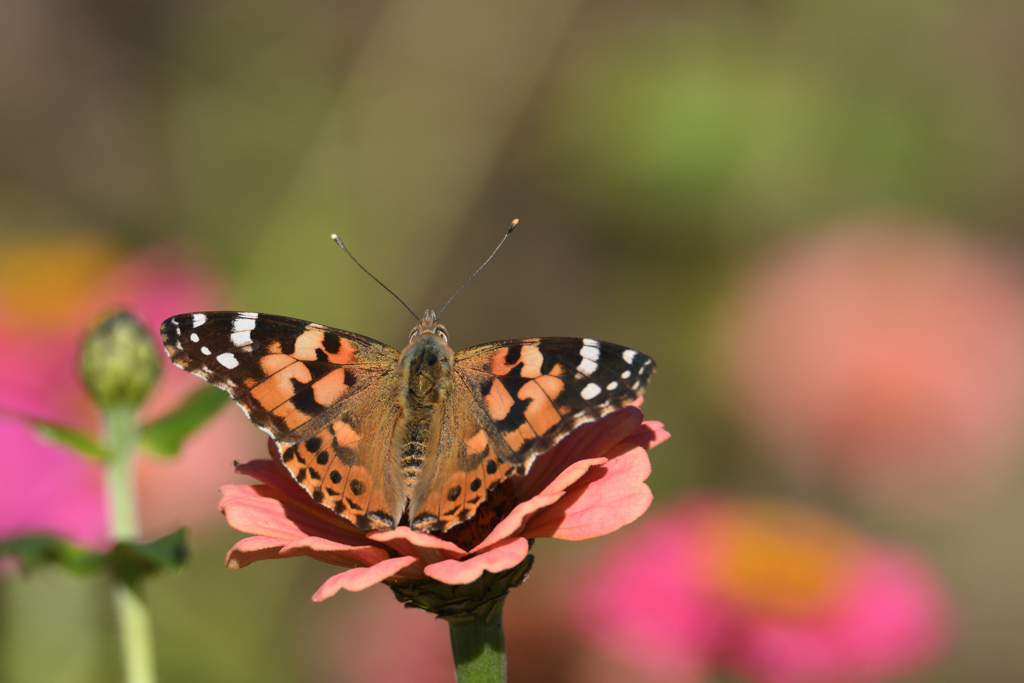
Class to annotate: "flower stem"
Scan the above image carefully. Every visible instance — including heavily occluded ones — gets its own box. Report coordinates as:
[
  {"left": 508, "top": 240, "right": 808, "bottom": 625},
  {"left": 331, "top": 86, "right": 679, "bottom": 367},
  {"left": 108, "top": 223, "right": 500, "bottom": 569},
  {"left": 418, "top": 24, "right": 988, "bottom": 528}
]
[
  {"left": 447, "top": 599, "right": 507, "bottom": 683},
  {"left": 103, "top": 404, "right": 157, "bottom": 683}
]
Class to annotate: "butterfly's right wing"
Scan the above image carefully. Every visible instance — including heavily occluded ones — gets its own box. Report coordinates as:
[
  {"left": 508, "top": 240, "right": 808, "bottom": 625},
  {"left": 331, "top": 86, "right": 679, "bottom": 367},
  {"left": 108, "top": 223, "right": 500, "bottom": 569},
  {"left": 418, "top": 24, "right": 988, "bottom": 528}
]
[
  {"left": 160, "top": 312, "right": 407, "bottom": 529},
  {"left": 407, "top": 336, "right": 655, "bottom": 532}
]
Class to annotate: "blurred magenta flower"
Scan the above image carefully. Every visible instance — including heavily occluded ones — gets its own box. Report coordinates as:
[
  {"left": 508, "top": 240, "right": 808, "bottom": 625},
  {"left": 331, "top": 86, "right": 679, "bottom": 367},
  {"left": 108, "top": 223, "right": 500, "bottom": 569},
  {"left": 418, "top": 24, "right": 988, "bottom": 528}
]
[
  {"left": 0, "top": 236, "right": 260, "bottom": 550},
  {"left": 220, "top": 404, "right": 668, "bottom": 600},
  {"left": 573, "top": 496, "right": 951, "bottom": 683},
  {"left": 724, "top": 224, "right": 1024, "bottom": 510}
]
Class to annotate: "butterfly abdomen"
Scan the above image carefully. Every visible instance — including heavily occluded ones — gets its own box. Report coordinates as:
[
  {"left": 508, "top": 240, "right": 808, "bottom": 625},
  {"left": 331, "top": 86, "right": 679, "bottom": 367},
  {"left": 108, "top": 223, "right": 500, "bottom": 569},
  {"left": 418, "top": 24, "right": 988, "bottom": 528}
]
[{"left": 398, "top": 334, "right": 455, "bottom": 493}]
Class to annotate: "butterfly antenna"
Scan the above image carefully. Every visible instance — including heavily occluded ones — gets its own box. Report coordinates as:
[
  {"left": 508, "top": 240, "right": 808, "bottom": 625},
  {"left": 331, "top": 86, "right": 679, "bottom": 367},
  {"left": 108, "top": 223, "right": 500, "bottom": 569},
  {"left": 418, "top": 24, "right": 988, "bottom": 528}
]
[
  {"left": 439, "top": 219, "right": 519, "bottom": 315},
  {"left": 331, "top": 234, "right": 419, "bottom": 321}
]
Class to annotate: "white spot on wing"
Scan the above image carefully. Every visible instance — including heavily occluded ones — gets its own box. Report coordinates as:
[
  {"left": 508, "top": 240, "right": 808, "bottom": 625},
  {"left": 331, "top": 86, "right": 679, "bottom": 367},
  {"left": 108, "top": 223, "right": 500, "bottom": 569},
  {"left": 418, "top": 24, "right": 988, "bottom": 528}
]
[
  {"left": 190, "top": 332, "right": 199, "bottom": 343},
  {"left": 231, "top": 330, "right": 252, "bottom": 346},
  {"left": 577, "top": 358, "right": 598, "bottom": 375},
  {"left": 216, "top": 352, "right": 239, "bottom": 369},
  {"left": 201, "top": 346, "right": 211, "bottom": 355},
  {"left": 581, "top": 382, "right": 601, "bottom": 400},
  {"left": 580, "top": 345, "right": 600, "bottom": 362},
  {"left": 233, "top": 316, "right": 257, "bottom": 332},
  {"left": 239, "top": 312, "right": 258, "bottom": 319},
  {"left": 606, "top": 381, "right": 618, "bottom": 391},
  {"left": 622, "top": 349, "right": 637, "bottom": 364},
  {"left": 621, "top": 370, "right": 631, "bottom": 379},
  {"left": 191, "top": 313, "right": 206, "bottom": 327}
]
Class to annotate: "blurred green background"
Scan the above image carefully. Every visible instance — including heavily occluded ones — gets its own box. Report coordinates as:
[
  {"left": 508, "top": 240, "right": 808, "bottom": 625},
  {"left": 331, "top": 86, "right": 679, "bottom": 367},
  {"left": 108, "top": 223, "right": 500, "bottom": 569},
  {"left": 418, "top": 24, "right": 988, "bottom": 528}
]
[{"left": 2, "top": 2, "right": 1024, "bottom": 682}]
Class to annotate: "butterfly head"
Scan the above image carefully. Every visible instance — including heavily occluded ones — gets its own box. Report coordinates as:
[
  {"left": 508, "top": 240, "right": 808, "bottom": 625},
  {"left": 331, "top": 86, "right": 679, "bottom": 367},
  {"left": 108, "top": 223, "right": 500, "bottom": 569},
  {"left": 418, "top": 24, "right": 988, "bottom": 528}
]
[{"left": 409, "top": 309, "right": 448, "bottom": 343}]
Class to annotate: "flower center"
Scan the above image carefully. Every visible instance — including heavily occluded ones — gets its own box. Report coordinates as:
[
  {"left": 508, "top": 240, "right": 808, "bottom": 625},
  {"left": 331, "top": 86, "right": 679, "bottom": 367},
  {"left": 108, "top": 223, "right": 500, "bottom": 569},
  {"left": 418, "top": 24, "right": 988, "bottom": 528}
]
[
  {"left": 701, "top": 501, "right": 860, "bottom": 619},
  {"left": 434, "top": 479, "right": 517, "bottom": 551}
]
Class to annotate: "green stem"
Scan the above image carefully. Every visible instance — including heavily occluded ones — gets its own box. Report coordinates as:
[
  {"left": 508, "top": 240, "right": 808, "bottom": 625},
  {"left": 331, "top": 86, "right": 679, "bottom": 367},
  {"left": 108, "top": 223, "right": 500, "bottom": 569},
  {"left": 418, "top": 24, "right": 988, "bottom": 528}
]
[
  {"left": 447, "top": 599, "right": 507, "bottom": 683},
  {"left": 103, "top": 405, "right": 157, "bottom": 683}
]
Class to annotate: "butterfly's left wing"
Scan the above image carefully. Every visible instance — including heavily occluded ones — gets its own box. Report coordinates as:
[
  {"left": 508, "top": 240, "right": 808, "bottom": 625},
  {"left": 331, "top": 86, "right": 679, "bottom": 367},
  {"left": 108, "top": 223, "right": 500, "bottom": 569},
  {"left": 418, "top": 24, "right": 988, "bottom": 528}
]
[
  {"left": 160, "top": 312, "right": 410, "bottom": 530},
  {"left": 407, "top": 338, "right": 655, "bottom": 531}
]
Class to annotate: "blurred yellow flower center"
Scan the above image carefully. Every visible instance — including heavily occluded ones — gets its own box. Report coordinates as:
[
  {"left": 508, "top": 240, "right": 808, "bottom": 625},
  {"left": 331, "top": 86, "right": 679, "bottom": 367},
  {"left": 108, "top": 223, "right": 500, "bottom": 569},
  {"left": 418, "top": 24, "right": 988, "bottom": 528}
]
[
  {"left": 702, "top": 502, "right": 860, "bottom": 619},
  {"left": 0, "top": 236, "right": 121, "bottom": 327}
]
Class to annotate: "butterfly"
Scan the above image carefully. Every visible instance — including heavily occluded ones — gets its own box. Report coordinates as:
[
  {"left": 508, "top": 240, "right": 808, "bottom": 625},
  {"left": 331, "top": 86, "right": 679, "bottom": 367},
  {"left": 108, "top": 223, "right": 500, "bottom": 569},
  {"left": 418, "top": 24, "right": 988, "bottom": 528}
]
[{"left": 160, "top": 308, "right": 654, "bottom": 534}]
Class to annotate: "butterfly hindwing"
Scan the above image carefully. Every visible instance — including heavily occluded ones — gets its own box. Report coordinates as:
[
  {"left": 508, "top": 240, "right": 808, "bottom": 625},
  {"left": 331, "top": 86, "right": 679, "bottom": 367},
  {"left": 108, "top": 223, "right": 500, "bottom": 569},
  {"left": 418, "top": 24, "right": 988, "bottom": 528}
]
[
  {"left": 408, "top": 387, "right": 518, "bottom": 531},
  {"left": 279, "top": 404, "right": 406, "bottom": 530}
]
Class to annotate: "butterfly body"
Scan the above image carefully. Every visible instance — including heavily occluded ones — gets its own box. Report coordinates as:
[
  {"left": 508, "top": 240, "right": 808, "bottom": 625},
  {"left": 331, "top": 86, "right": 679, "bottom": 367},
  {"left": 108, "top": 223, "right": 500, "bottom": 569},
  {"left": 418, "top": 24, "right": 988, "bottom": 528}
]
[{"left": 160, "top": 308, "right": 655, "bottom": 533}]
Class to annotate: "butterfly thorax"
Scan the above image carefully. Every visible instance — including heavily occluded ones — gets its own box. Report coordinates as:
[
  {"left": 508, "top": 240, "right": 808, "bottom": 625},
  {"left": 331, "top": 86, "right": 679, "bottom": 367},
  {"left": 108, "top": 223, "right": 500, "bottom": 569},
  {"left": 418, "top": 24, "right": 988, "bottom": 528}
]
[{"left": 397, "top": 311, "right": 455, "bottom": 492}]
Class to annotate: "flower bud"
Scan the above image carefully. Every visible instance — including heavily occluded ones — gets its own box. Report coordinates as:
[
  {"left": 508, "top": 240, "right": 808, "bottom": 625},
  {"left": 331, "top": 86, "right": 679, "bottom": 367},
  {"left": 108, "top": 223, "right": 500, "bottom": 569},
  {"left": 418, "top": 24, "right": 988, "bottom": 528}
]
[{"left": 80, "top": 311, "right": 160, "bottom": 409}]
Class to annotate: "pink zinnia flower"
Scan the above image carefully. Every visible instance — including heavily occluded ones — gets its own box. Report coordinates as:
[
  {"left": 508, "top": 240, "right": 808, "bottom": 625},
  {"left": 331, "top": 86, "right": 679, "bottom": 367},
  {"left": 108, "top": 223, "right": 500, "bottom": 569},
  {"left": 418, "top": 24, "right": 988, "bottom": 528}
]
[
  {"left": 219, "top": 404, "right": 668, "bottom": 600},
  {"left": 573, "top": 496, "right": 951, "bottom": 683},
  {"left": 0, "top": 236, "right": 260, "bottom": 549},
  {"left": 723, "top": 224, "right": 1024, "bottom": 510}
]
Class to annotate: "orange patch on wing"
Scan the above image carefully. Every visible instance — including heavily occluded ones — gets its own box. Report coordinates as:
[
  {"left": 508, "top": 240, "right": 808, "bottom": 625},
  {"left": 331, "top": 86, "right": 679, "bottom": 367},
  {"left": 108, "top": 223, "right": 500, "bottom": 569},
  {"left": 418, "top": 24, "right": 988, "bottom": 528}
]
[
  {"left": 250, "top": 362, "right": 313, "bottom": 409},
  {"left": 518, "top": 378, "right": 563, "bottom": 437},
  {"left": 292, "top": 329, "right": 327, "bottom": 361},
  {"left": 484, "top": 379, "right": 515, "bottom": 421},
  {"left": 326, "top": 339, "right": 356, "bottom": 365},
  {"left": 487, "top": 347, "right": 516, "bottom": 375},
  {"left": 503, "top": 427, "right": 528, "bottom": 452},
  {"left": 464, "top": 429, "right": 489, "bottom": 457},
  {"left": 311, "top": 368, "right": 350, "bottom": 406},
  {"left": 260, "top": 354, "right": 294, "bottom": 376},
  {"left": 330, "top": 420, "right": 361, "bottom": 447},
  {"left": 519, "top": 344, "right": 544, "bottom": 378},
  {"left": 271, "top": 403, "right": 310, "bottom": 430}
]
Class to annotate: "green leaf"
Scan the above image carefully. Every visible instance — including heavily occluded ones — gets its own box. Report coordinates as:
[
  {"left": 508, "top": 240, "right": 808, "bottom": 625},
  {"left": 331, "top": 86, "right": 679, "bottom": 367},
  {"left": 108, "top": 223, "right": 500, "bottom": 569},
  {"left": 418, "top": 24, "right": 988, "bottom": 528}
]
[
  {"left": 0, "top": 536, "right": 106, "bottom": 575},
  {"left": 140, "top": 385, "right": 230, "bottom": 457},
  {"left": 32, "top": 421, "right": 108, "bottom": 461},
  {"left": 109, "top": 528, "right": 189, "bottom": 588},
  {"left": 0, "top": 529, "right": 189, "bottom": 588}
]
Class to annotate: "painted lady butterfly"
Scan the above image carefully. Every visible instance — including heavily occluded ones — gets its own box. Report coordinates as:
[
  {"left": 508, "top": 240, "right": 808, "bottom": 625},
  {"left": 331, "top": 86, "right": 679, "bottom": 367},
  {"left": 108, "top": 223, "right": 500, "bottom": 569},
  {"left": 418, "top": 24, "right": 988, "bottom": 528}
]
[{"left": 161, "top": 307, "right": 654, "bottom": 534}]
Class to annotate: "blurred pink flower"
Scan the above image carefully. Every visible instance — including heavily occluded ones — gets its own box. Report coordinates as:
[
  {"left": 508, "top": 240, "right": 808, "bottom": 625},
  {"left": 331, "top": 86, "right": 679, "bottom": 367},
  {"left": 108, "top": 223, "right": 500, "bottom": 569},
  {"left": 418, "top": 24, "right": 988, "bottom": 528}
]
[
  {"left": 724, "top": 225, "right": 1024, "bottom": 509},
  {"left": 219, "top": 405, "right": 669, "bottom": 601},
  {"left": 573, "top": 497, "right": 951, "bottom": 683},
  {"left": 0, "top": 236, "right": 260, "bottom": 550}
]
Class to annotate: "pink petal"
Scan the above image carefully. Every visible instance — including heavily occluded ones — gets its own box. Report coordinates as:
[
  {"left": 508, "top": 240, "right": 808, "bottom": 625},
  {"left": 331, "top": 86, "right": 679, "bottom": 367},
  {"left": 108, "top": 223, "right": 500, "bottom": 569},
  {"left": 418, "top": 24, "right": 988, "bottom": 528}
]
[
  {"left": 469, "top": 457, "right": 610, "bottom": 552},
  {"left": 225, "top": 536, "right": 291, "bottom": 569},
  {"left": 525, "top": 446, "right": 652, "bottom": 540},
  {"left": 235, "top": 454, "right": 310, "bottom": 498},
  {"left": 423, "top": 537, "right": 530, "bottom": 585},
  {"left": 278, "top": 536, "right": 392, "bottom": 568},
  {"left": 219, "top": 484, "right": 370, "bottom": 546},
  {"left": 469, "top": 491, "right": 566, "bottom": 554},
  {"left": 516, "top": 407, "right": 643, "bottom": 501},
  {"left": 313, "top": 556, "right": 423, "bottom": 600},
  {"left": 624, "top": 420, "right": 671, "bottom": 450},
  {"left": 367, "top": 527, "right": 467, "bottom": 563}
]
